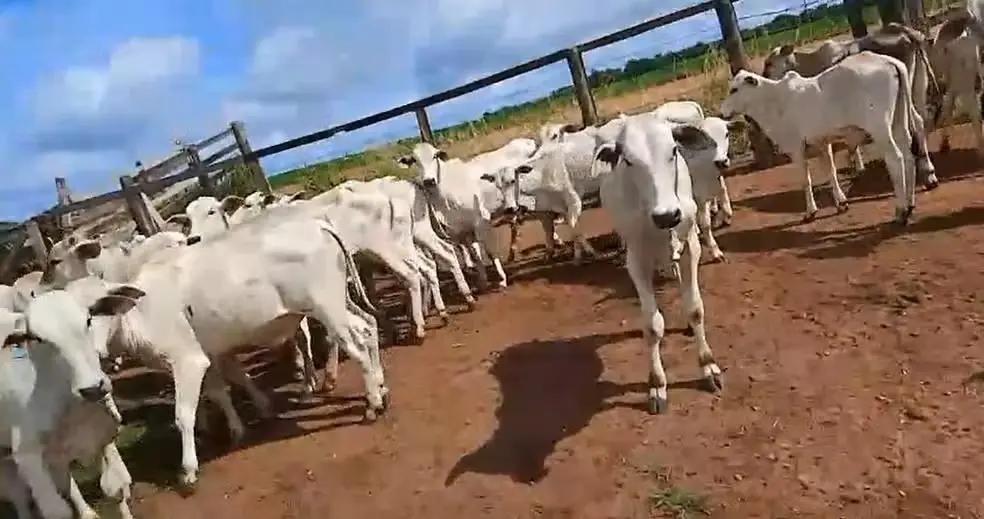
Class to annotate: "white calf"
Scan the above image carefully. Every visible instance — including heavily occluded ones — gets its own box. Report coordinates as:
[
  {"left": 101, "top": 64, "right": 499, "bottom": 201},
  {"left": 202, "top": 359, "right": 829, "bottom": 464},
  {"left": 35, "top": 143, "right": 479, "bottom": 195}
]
[
  {"left": 595, "top": 115, "right": 723, "bottom": 414},
  {"left": 720, "top": 52, "right": 934, "bottom": 224},
  {"left": 931, "top": 16, "right": 984, "bottom": 154},
  {"left": 0, "top": 289, "right": 137, "bottom": 519},
  {"left": 396, "top": 143, "right": 508, "bottom": 290}
]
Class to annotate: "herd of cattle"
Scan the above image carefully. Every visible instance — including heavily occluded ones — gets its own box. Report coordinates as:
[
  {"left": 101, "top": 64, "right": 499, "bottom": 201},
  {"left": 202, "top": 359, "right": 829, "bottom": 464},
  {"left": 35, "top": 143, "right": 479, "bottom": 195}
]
[{"left": 3, "top": 6, "right": 984, "bottom": 519}]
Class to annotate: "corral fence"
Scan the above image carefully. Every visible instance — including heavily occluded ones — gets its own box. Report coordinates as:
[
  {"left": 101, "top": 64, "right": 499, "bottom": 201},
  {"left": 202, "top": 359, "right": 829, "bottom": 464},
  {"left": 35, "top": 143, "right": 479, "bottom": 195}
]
[
  {"left": 0, "top": 121, "right": 269, "bottom": 283},
  {"left": 0, "top": 0, "right": 960, "bottom": 282}
]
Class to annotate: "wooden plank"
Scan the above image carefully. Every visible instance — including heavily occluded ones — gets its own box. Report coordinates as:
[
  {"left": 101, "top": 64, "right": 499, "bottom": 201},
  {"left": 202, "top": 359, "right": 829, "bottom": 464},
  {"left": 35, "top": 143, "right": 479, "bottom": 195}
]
[
  {"left": 202, "top": 143, "right": 239, "bottom": 165},
  {"left": 193, "top": 128, "right": 233, "bottom": 151},
  {"left": 119, "top": 175, "right": 156, "bottom": 236},
  {"left": 137, "top": 149, "right": 193, "bottom": 182}
]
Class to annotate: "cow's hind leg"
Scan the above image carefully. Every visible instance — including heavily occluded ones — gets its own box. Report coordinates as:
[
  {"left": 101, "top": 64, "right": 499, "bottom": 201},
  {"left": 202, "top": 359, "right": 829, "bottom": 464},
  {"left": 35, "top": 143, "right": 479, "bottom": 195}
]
[
  {"left": 415, "top": 231, "right": 476, "bottom": 309},
  {"left": 825, "top": 144, "right": 849, "bottom": 212},
  {"left": 171, "top": 349, "right": 212, "bottom": 491},
  {"left": 474, "top": 220, "right": 508, "bottom": 288},
  {"left": 877, "top": 130, "right": 914, "bottom": 225},
  {"left": 713, "top": 176, "right": 734, "bottom": 228},
  {"left": 795, "top": 147, "right": 819, "bottom": 221},
  {"left": 697, "top": 199, "right": 724, "bottom": 262}
]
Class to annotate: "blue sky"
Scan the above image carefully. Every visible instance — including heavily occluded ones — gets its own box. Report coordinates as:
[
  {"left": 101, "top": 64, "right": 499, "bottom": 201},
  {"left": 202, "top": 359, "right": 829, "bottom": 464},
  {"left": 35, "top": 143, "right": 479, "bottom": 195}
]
[{"left": 0, "top": 0, "right": 806, "bottom": 220}]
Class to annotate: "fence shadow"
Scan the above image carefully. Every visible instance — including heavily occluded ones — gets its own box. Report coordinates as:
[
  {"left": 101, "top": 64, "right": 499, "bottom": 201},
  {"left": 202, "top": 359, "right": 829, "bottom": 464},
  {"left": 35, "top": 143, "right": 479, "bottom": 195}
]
[{"left": 444, "top": 327, "right": 711, "bottom": 486}]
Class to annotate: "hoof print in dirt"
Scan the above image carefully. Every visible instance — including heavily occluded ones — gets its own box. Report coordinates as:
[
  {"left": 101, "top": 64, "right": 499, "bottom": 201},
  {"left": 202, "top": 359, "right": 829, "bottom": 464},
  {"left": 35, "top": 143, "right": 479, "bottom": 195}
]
[{"left": 648, "top": 396, "right": 669, "bottom": 415}]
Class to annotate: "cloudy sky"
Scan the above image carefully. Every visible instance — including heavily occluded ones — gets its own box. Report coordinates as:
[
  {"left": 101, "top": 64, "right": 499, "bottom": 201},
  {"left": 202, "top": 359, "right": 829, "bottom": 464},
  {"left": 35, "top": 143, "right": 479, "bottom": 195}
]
[{"left": 0, "top": 0, "right": 810, "bottom": 220}]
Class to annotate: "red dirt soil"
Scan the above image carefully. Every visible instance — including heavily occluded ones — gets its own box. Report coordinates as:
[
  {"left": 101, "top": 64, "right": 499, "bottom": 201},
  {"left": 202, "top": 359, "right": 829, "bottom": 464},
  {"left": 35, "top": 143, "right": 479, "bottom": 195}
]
[{"left": 122, "top": 125, "right": 984, "bottom": 519}]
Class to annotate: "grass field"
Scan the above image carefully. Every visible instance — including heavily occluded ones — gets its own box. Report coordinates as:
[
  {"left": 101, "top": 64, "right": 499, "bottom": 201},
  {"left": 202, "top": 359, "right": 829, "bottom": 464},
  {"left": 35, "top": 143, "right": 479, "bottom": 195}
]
[{"left": 262, "top": 3, "right": 888, "bottom": 194}]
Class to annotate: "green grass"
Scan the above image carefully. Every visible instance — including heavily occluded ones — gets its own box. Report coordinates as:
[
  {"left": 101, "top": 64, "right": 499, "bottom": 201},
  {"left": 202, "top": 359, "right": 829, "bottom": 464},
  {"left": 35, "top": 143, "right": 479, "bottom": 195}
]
[{"left": 264, "top": 3, "right": 887, "bottom": 193}]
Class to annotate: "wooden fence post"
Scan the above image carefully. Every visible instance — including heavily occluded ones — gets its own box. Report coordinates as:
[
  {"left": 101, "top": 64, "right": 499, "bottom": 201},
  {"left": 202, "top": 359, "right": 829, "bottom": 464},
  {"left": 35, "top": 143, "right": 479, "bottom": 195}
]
[
  {"left": 713, "top": 0, "right": 777, "bottom": 168},
  {"left": 186, "top": 146, "right": 215, "bottom": 196},
  {"left": 844, "top": 0, "right": 869, "bottom": 37},
  {"left": 566, "top": 47, "right": 598, "bottom": 127},
  {"left": 415, "top": 107, "right": 435, "bottom": 143},
  {"left": 877, "top": 0, "right": 905, "bottom": 24},
  {"left": 904, "top": 0, "right": 925, "bottom": 29},
  {"left": 54, "top": 177, "right": 74, "bottom": 230},
  {"left": 230, "top": 121, "right": 272, "bottom": 194},
  {"left": 119, "top": 175, "right": 156, "bottom": 236},
  {"left": 25, "top": 219, "right": 48, "bottom": 268}
]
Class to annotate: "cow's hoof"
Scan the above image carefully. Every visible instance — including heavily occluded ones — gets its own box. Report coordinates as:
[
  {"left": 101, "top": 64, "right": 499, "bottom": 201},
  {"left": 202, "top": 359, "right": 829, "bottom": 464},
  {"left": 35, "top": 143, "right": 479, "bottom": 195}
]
[
  {"left": 703, "top": 373, "right": 724, "bottom": 393},
  {"left": 464, "top": 297, "right": 477, "bottom": 311},
  {"left": 710, "top": 251, "right": 726, "bottom": 263},
  {"left": 497, "top": 280, "right": 508, "bottom": 289},
  {"left": 836, "top": 201, "right": 850, "bottom": 213},
  {"left": 438, "top": 312, "right": 450, "bottom": 326},
  {"left": 380, "top": 393, "right": 391, "bottom": 412},
  {"left": 363, "top": 406, "right": 379, "bottom": 423},
  {"left": 648, "top": 395, "right": 669, "bottom": 415},
  {"left": 177, "top": 474, "right": 199, "bottom": 497},
  {"left": 683, "top": 325, "right": 695, "bottom": 337},
  {"left": 924, "top": 177, "right": 940, "bottom": 191},
  {"left": 321, "top": 378, "right": 337, "bottom": 394},
  {"left": 802, "top": 211, "right": 818, "bottom": 223},
  {"left": 940, "top": 140, "right": 952, "bottom": 153}
]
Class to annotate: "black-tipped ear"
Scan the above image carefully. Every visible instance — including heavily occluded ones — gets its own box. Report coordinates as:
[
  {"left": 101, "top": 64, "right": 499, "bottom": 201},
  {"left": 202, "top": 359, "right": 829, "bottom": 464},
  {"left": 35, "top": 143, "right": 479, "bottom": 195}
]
[
  {"left": 75, "top": 240, "right": 102, "bottom": 260},
  {"left": 88, "top": 295, "right": 140, "bottom": 317},
  {"left": 778, "top": 44, "right": 794, "bottom": 56},
  {"left": 560, "top": 123, "right": 582, "bottom": 133},
  {"left": 595, "top": 145, "right": 621, "bottom": 168},
  {"left": 515, "top": 165, "right": 533, "bottom": 175},
  {"left": 107, "top": 285, "right": 146, "bottom": 300},
  {"left": 262, "top": 194, "right": 278, "bottom": 206},
  {"left": 479, "top": 174, "right": 496, "bottom": 183},
  {"left": 742, "top": 75, "right": 759, "bottom": 87},
  {"left": 671, "top": 124, "right": 715, "bottom": 150},
  {"left": 434, "top": 150, "right": 449, "bottom": 161}
]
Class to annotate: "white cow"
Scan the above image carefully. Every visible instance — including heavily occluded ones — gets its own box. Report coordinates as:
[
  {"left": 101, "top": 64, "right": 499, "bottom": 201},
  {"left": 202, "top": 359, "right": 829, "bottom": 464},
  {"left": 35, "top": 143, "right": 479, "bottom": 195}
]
[
  {"left": 593, "top": 115, "right": 723, "bottom": 414},
  {"left": 168, "top": 196, "right": 318, "bottom": 392},
  {"left": 719, "top": 52, "right": 934, "bottom": 224},
  {"left": 650, "top": 100, "right": 705, "bottom": 124},
  {"left": 396, "top": 143, "right": 509, "bottom": 290},
  {"left": 930, "top": 14, "right": 984, "bottom": 154},
  {"left": 227, "top": 191, "right": 309, "bottom": 225},
  {"left": 0, "top": 289, "right": 137, "bottom": 519},
  {"left": 483, "top": 139, "right": 598, "bottom": 264},
  {"left": 42, "top": 208, "right": 385, "bottom": 491}
]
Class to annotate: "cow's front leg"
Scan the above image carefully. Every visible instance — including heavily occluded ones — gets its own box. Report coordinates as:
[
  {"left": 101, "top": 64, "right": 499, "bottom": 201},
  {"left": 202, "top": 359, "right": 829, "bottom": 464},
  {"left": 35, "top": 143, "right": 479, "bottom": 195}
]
[
  {"left": 825, "top": 144, "right": 849, "bottom": 212},
  {"left": 796, "top": 147, "right": 819, "bottom": 221}
]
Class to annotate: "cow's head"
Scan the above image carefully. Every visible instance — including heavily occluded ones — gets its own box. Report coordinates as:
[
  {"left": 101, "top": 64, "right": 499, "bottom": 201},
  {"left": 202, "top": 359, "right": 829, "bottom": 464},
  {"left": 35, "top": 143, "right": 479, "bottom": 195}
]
[
  {"left": 538, "top": 123, "right": 582, "bottom": 145},
  {"left": 42, "top": 233, "right": 104, "bottom": 289},
  {"left": 762, "top": 44, "right": 797, "bottom": 79},
  {"left": 719, "top": 71, "right": 767, "bottom": 120},
  {"left": 593, "top": 118, "right": 714, "bottom": 230},
  {"left": 695, "top": 116, "right": 746, "bottom": 170},
  {"left": 1, "top": 285, "right": 144, "bottom": 402},
  {"left": 179, "top": 195, "right": 244, "bottom": 244},
  {"left": 396, "top": 142, "right": 449, "bottom": 188}
]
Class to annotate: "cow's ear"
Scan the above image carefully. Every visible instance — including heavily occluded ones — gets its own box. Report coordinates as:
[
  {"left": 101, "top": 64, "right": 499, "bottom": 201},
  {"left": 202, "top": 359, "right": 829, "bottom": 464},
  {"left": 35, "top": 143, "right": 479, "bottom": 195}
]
[
  {"left": 75, "top": 240, "right": 102, "bottom": 260},
  {"left": 261, "top": 194, "right": 278, "bottom": 206},
  {"left": 515, "top": 165, "right": 533, "bottom": 175},
  {"left": 594, "top": 143, "right": 621, "bottom": 168},
  {"left": 220, "top": 195, "right": 245, "bottom": 214},
  {"left": 107, "top": 285, "right": 146, "bottom": 300},
  {"left": 672, "top": 124, "right": 716, "bottom": 151},
  {"left": 479, "top": 174, "right": 496, "bottom": 183},
  {"left": 89, "top": 295, "right": 140, "bottom": 316},
  {"left": 434, "top": 150, "right": 450, "bottom": 161},
  {"left": 742, "top": 75, "right": 759, "bottom": 87},
  {"left": 778, "top": 44, "right": 795, "bottom": 56}
]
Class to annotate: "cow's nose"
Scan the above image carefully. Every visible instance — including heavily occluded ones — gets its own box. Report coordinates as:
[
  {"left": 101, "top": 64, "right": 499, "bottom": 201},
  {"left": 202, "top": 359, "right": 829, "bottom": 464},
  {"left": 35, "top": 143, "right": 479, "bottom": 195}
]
[
  {"left": 422, "top": 178, "right": 437, "bottom": 187},
  {"left": 651, "top": 208, "right": 682, "bottom": 229},
  {"left": 187, "top": 235, "right": 202, "bottom": 245},
  {"left": 714, "top": 158, "right": 730, "bottom": 170},
  {"left": 79, "top": 383, "right": 109, "bottom": 402}
]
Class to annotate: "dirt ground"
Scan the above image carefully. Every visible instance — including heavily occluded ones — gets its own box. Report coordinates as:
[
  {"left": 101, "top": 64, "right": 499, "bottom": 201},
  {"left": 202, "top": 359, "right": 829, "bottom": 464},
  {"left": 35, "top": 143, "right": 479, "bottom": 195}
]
[{"left": 100, "top": 122, "right": 984, "bottom": 519}]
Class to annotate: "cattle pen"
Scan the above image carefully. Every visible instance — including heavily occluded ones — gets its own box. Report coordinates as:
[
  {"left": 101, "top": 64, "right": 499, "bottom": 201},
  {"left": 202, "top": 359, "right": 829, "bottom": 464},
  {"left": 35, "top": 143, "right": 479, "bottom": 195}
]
[
  {"left": 1, "top": 0, "right": 957, "bottom": 278},
  {"left": 5, "top": 0, "right": 984, "bottom": 517}
]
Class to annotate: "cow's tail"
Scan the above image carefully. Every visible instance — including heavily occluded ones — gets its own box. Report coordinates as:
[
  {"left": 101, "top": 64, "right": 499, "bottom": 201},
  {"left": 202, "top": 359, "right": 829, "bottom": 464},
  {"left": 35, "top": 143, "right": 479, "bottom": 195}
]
[
  {"left": 889, "top": 56, "right": 931, "bottom": 174},
  {"left": 318, "top": 220, "right": 378, "bottom": 315}
]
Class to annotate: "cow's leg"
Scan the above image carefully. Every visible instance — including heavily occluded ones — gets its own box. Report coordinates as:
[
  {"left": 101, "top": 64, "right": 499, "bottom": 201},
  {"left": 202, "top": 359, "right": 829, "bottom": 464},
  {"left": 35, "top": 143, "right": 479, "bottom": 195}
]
[
  {"left": 850, "top": 145, "right": 866, "bottom": 172},
  {"left": 712, "top": 176, "right": 734, "bottom": 228},
  {"left": 908, "top": 101, "right": 938, "bottom": 189},
  {"left": 957, "top": 80, "right": 984, "bottom": 155},
  {"left": 11, "top": 442, "right": 73, "bottom": 519},
  {"left": 795, "top": 147, "right": 819, "bottom": 221},
  {"left": 217, "top": 354, "right": 275, "bottom": 419},
  {"left": 66, "top": 474, "right": 98, "bottom": 519},
  {"left": 679, "top": 227, "right": 723, "bottom": 392},
  {"left": 506, "top": 215, "right": 521, "bottom": 263},
  {"left": 825, "top": 144, "right": 849, "bottom": 212},
  {"left": 309, "top": 298, "right": 386, "bottom": 421},
  {"left": 474, "top": 220, "right": 508, "bottom": 288},
  {"left": 697, "top": 199, "right": 724, "bottom": 262},
  {"left": 460, "top": 242, "right": 489, "bottom": 291},
  {"left": 415, "top": 247, "right": 449, "bottom": 323},
  {"left": 538, "top": 214, "right": 559, "bottom": 260},
  {"left": 292, "top": 318, "right": 317, "bottom": 395},
  {"left": 623, "top": 241, "right": 671, "bottom": 414},
  {"left": 100, "top": 442, "right": 135, "bottom": 519},
  {"left": 563, "top": 194, "right": 596, "bottom": 265},
  {"left": 415, "top": 231, "right": 476, "bottom": 308},
  {"left": 0, "top": 460, "right": 34, "bottom": 519},
  {"left": 877, "top": 129, "right": 913, "bottom": 225},
  {"left": 171, "top": 350, "right": 212, "bottom": 490},
  {"left": 377, "top": 249, "right": 426, "bottom": 341},
  {"left": 354, "top": 260, "right": 398, "bottom": 344},
  {"left": 938, "top": 88, "right": 957, "bottom": 152}
]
